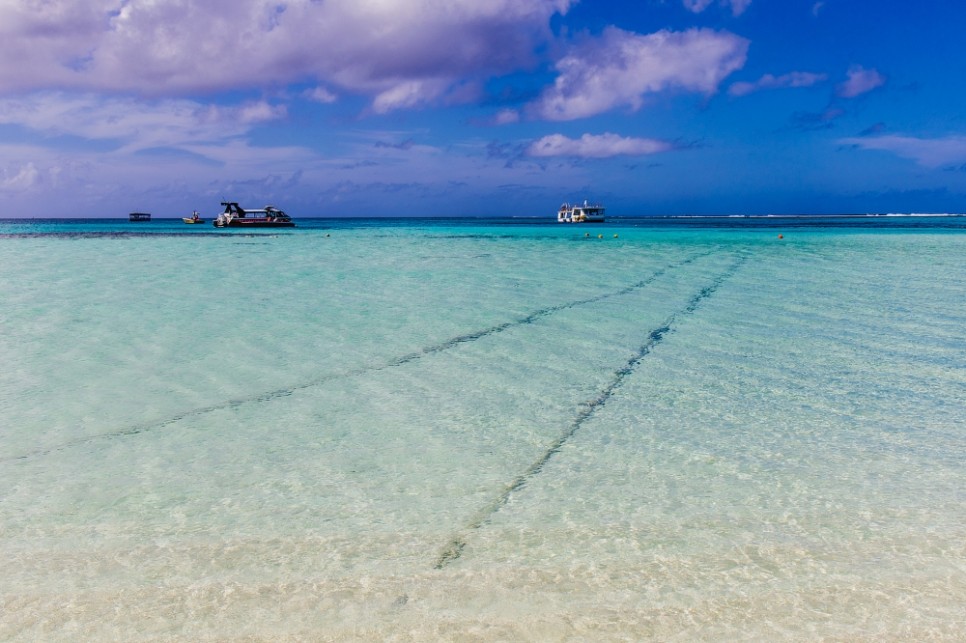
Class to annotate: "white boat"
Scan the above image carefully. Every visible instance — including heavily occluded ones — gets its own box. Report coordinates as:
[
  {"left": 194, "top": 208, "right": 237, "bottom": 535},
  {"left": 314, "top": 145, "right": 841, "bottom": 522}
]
[
  {"left": 213, "top": 202, "right": 295, "bottom": 228},
  {"left": 557, "top": 200, "right": 605, "bottom": 223}
]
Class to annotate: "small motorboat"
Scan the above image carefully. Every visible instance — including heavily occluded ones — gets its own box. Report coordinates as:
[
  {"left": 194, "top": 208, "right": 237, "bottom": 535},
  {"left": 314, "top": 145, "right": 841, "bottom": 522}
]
[{"left": 183, "top": 211, "right": 205, "bottom": 224}]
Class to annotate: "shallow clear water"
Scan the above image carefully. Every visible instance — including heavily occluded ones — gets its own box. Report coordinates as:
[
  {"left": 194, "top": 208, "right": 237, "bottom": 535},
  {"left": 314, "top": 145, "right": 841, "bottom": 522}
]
[{"left": 2, "top": 217, "right": 965, "bottom": 640}]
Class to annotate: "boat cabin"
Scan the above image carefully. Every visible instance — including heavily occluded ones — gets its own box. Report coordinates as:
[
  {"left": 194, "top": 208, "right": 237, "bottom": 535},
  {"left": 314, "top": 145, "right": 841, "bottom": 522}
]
[
  {"left": 557, "top": 200, "right": 605, "bottom": 223},
  {"left": 213, "top": 201, "right": 295, "bottom": 227}
]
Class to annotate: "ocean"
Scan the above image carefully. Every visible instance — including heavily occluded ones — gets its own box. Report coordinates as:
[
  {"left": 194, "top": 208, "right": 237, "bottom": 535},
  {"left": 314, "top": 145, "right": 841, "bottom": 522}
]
[{"left": 2, "top": 215, "right": 965, "bottom": 640}]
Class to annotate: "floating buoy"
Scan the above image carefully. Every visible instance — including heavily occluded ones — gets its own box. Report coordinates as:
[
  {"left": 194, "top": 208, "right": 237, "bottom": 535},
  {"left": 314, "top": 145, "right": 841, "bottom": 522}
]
[
  {"left": 613, "top": 234, "right": 618, "bottom": 238},
  {"left": 585, "top": 232, "right": 590, "bottom": 237},
  {"left": 598, "top": 234, "right": 603, "bottom": 239},
  {"left": 778, "top": 234, "right": 784, "bottom": 239}
]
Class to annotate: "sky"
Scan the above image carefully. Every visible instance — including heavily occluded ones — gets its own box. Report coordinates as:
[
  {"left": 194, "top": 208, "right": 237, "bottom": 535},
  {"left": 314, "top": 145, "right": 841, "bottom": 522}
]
[{"left": 1, "top": 0, "right": 965, "bottom": 218}]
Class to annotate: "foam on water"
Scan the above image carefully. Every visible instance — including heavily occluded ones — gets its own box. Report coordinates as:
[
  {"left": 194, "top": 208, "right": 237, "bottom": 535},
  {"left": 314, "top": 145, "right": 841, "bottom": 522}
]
[{"left": 1, "top": 218, "right": 965, "bottom": 639}]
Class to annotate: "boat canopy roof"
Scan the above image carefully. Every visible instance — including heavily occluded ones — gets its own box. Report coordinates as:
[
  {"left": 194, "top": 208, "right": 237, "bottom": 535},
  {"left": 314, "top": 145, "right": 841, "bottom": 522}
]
[
  {"left": 221, "top": 201, "right": 286, "bottom": 216},
  {"left": 560, "top": 200, "right": 604, "bottom": 210}
]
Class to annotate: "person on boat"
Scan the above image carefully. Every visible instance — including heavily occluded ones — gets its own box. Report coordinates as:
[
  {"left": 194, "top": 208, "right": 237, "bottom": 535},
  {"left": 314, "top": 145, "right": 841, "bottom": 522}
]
[{"left": 192, "top": 211, "right": 199, "bottom": 221}]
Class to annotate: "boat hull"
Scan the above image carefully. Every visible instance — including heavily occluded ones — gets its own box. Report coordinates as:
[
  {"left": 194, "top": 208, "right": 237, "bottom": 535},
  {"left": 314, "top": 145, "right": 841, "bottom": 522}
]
[
  {"left": 558, "top": 216, "right": 605, "bottom": 223},
  {"left": 213, "top": 219, "right": 295, "bottom": 228},
  {"left": 182, "top": 218, "right": 205, "bottom": 224}
]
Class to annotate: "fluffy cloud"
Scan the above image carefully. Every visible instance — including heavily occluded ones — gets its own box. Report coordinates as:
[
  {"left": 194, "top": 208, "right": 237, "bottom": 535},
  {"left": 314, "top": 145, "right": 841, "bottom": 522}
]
[
  {"left": 527, "top": 133, "right": 673, "bottom": 158},
  {"left": 840, "top": 134, "right": 966, "bottom": 168},
  {"left": 683, "top": 0, "right": 753, "bottom": 17},
  {"left": 728, "top": 71, "right": 827, "bottom": 96},
  {"left": 530, "top": 27, "right": 748, "bottom": 121},
  {"left": 836, "top": 65, "right": 886, "bottom": 98},
  {"left": 0, "top": 0, "right": 574, "bottom": 112},
  {"left": 305, "top": 87, "right": 338, "bottom": 104}
]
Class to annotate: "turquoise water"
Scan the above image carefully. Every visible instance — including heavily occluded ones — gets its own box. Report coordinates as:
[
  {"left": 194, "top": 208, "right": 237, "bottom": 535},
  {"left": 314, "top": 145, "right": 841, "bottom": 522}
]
[{"left": 2, "top": 216, "right": 965, "bottom": 640}]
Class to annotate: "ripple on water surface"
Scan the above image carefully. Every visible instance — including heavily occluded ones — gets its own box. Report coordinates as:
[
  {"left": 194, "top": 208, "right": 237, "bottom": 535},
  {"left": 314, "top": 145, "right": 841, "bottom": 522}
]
[{"left": 1, "top": 222, "right": 965, "bottom": 639}]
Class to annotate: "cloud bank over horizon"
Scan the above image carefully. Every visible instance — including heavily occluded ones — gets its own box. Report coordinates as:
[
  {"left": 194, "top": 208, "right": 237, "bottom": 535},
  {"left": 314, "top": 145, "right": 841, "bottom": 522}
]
[
  {"left": 841, "top": 134, "right": 966, "bottom": 169},
  {"left": 0, "top": 0, "right": 963, "bottom": 216}
]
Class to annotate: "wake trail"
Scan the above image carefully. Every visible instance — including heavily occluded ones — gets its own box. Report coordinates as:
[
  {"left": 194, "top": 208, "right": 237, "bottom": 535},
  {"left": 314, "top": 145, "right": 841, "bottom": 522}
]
[
  {"left": 4, "top": 251, "right": 718, "bottom": 463},
  {"left": 434, "top": 253, "right": 746, "bottom": 569}
]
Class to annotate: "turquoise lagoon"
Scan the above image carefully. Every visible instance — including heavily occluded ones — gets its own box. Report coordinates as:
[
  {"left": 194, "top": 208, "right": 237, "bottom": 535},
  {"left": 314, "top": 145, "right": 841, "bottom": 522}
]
[{"left": 1, "top": 216, "right": 965, "bottom": 639}]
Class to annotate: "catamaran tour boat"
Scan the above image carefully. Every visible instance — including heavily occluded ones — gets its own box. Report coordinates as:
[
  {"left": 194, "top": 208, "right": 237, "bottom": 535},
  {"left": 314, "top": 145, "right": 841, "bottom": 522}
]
[
  {"left": 213, "top": 202, "right": 295, "bottom": 228},
  {"left": 557, "top": 200, "right": 605, "bottom": 223}
]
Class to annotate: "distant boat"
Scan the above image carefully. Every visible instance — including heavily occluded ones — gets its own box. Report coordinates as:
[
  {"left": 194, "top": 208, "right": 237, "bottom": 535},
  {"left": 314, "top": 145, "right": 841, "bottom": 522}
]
[
  {"left": 213, "top": 202, "right": 295, "bottom": 228},
  {"left": 182, "top": 211, "right": 204, "bottom": 224},
  {"left": 557, "top": 200, "right": 604, "bottom": 223},
  {"left": 129, "top": 212, "right": 151, "bottom": 222}
]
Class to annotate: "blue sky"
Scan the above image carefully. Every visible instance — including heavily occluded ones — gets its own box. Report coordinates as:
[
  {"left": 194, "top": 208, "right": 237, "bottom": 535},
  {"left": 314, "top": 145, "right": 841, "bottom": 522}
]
[{"left": 1, "top": 0, "right": 965, "bottom": 217}]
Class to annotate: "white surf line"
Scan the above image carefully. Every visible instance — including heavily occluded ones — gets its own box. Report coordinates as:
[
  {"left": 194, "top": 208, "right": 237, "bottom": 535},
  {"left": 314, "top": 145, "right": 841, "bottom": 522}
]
[
  {"left": 4, "top": 251, "right": 720, "bottom": 463},
  {"left": 434, "top": 253, "right": 747, "bottom": 570}
]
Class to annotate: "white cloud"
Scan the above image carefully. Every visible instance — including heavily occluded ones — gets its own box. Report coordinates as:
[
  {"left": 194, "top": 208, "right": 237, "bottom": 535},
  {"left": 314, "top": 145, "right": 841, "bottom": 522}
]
[
  {"left": 836, "top": 65, "right": 886, "bottom": 98},
  {"left": 683, "top": 0, "right": 752, "bottom": 17},
  {"left": 492, "top": 109, "right": 521, "bottom": 125},
  {"left": 0, "top": 93, "right": 286, "bottom": 154},
  {"left": 683, "top": 0, "right": 714, "bottom": 12},
  {"left": 527, "top": 133, "right": 673, "bottom": 158},
  {"left": 305, "top": 87, "right": 338, "bottom": 104},
  {"left": 1, "top": 162, "right": 41, "bottom": 192},
  {"left": 0, "top": 0, "right": 574, "bottom": 113},
  {"left": 237, "top": 101, "right": 288, "bottom": 125},
  {"left": 372, "top": 79, "right": 451, "bottom": 114},
  {"left": 179, "top": 139, "right": 317, "bottom": 169},
  {"left": 531, "top": 27, "right": 748, "bottom": 121},
  {"left": 731, "top": 0, "right": 753, "bottom": 14},
  {"left": 728, "top": 71, "right": 827, "bottom": 96},
  {"left": 840, "top": 134, "right": 966, "bottom": 168}
]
